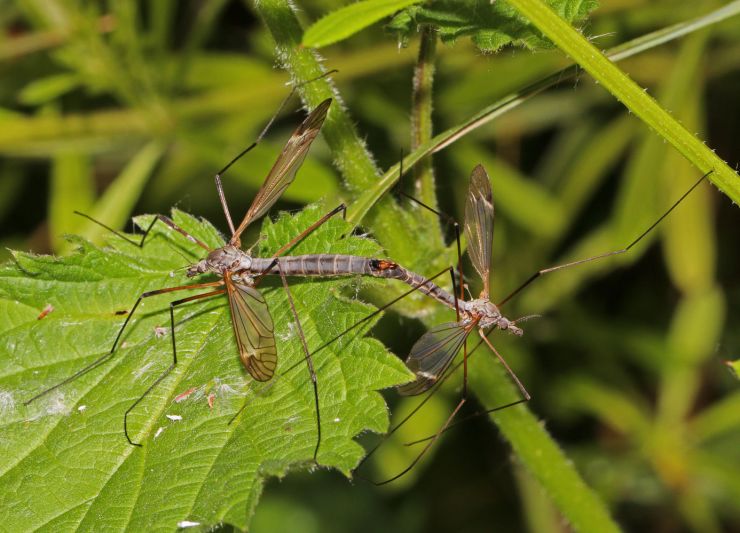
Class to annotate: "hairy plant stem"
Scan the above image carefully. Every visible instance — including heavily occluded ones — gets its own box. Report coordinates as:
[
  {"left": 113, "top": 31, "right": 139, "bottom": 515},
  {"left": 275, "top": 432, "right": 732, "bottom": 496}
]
[{"left": 409, "top": 26, "right": 445, "bottom": 248}]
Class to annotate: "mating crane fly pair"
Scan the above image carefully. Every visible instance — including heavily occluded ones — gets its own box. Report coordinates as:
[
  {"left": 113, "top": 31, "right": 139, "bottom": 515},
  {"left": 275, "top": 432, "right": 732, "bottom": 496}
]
[{"left": 24, "top": 83, "right": 713, "bottom": 484}]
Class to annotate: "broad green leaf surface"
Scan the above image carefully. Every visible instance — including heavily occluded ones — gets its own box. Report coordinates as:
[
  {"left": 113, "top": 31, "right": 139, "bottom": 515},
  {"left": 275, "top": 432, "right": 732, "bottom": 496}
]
[
  {"left": 302, "top": 0, "right": 424, "bottom": 48},
  {"left": 387, "top": 0, "right": 597, "bottom": 51},
  {"left": 0, "top": 205, "right": 411, "bottom": 531}
]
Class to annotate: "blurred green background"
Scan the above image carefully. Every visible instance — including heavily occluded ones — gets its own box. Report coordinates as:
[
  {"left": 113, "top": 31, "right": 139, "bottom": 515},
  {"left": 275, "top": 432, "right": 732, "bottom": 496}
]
[{"left": 1, "top": 1, "right": 739, "bottom": 531}]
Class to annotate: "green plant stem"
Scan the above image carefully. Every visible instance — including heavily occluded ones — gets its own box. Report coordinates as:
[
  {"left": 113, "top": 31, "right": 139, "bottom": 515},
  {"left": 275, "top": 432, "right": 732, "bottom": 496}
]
[
  {"left": 411, "top": 26, "right": 438, "bottom": 213},
  {"left": 470, "top": 354, "right": 622, "bottom": 532},
  {"left": 504, "top": 0, "right": 739, "bottom": 202},
  {"left": 254, "top": 0, "right": 380, "bottom": 192},
  {"left": 409, "top": 25, "right": 444, "bottom": 248}
]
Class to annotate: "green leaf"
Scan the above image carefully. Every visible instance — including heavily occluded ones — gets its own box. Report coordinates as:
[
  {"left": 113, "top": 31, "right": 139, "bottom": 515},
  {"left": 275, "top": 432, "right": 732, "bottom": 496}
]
[
  {"left": 0, "top": 205, "right": 411, "bottom": 531},
  {"left": 18, "top": 73, "right": 81, "bottom": 105},
  {"left": 49, "top": 151, "right": 94, "bottom": 253},
  {"left": 78, "top": 141, "right": 166, "bottom": 246},
  {"left": 302, "top": 0, "right": 424, "bottom": 48},
  {"left": 387, "top": 0, "right": 597, "bottom": 51}
]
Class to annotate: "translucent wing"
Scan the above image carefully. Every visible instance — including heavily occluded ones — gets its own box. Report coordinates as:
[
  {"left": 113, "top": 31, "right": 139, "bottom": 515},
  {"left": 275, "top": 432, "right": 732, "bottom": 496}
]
[
  {"left": 231, "top": 98, "right": 332, "bottom": 244},
  {"left": 465, "top": 164, "right": 494, "bottom": 298},
  {"left": 397, "top": 322, "right": 471, "bottom": 396},
  {"left": 225, "top": 273, "right": 277, "bottom": 381}
]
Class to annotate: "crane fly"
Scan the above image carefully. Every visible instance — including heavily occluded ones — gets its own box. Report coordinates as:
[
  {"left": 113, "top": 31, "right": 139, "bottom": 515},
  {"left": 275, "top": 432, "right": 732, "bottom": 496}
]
[
  {"left": 398, "top": 165, "right": 526, "bottom": 396},
  {"left": 351, "top": 164, "right": 713, "bottom": 484},
  {"left": 399, "top": 165, "right": 711, "bottom": 399},
  {"left": 25, "top": 97, "right": 333, "bottom": 459}
]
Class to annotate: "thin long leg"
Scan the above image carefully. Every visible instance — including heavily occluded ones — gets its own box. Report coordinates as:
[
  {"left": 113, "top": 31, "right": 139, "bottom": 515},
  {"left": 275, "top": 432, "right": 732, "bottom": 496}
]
[
  {"left": 214, "top": 70, "right": 339, "bottom": 234},
  {"left": 125, "top": 288, "right": 226, "bottom": 446},
  {"left": 404, "top": 398, "right": 529, "bottom": 446},
  {"left": 404, "top": 385, "right": 530, "bottom": 445},
  {"left": 370, "top": 395, "right": 468, "bottom": 486},
  {"left": 448, "top": 267, "right": 460, "bottom": 321},
  {"left": 24, "top": 281, "right": 224, "bottom": 406},
  {"left": 354, "top": 342, "right": 472, "bottom": 483},
  {"left": 275, "top": 259, "right": 322, "bottom": 463},
  {"left": 74, "top": 211, "right": 211, "bottom": 252},
  {"left": 354, "top": 335, "right": 487, "bottom": 472},
  {"left": 357, "top": 320, "right": 532, "bottom": 472},
  {"left": 357, "top": 283, "right": 475, "bottom": 483},
  {"left": 497, "top": 170, "right": 711, "bottom": 307},
  {"left": 403, "top": 335, "right": 531, "bottom": 447},
  {"left": 369, "top": 327, "right": 477, "bottom": 485},
  {"left": 271, "top": 204, "right": 346, "bottom": 259},
  {"left": 478, "top": 330, "right": 530, "bottom": 401}
]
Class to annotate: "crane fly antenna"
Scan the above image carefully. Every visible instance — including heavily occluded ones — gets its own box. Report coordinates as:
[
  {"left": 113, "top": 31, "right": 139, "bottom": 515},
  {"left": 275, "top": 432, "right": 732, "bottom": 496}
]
[{"left": 497, "top": 170, "right": 713, "bottom": 307}]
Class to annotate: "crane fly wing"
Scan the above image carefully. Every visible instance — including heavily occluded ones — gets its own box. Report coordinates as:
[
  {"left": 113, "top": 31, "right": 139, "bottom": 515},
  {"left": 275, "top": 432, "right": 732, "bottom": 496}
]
[
  {"left": 226, "top": 274, "right": 277, "bottom": 381},
  {"left": 397, "top": 322, "right": 471, "bottom": 396},
  {"left": 465, "top": 164, "right": 494, "bottom": 298},
  {"left": 231, "top": 98, "right": 332, "bottom": 244}
]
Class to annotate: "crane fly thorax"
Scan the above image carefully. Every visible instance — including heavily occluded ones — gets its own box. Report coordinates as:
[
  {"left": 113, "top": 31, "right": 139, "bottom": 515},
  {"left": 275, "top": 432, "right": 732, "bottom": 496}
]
[
  {"left": 187, "top": 245, "right": 253, "bottom": 277},
  {"left": 461, "top": 298, "right": 499, "bottom": 327},
  {"left": 461, "top": 298, "right": 523, "bottom": 335}
]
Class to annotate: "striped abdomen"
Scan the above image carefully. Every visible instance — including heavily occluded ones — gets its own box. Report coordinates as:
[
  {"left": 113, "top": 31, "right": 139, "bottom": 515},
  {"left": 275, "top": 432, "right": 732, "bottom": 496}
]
[
  {"left": 248, "top": 255, "right": 375, "bottom": 277},
  {"left": 247, "top": 255, "right": 458, "bottom": 310}
]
